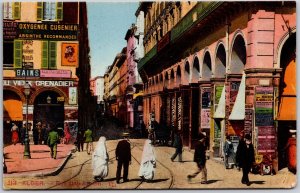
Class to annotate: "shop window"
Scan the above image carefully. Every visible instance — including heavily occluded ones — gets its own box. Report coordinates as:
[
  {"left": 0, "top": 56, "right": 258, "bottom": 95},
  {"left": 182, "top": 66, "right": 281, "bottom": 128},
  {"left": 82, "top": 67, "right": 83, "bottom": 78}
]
[
  {"left": 3, "top": 41, "right": 14, "bottom": 68},
  {"left": 37, "top": 2, "right": 63, "bottom": 21},
  {"left": 41, "top": 41, "right": 57, "bottom": 69},
  {"left": 3, "top": 2, "right": 20, "bottom": 20}
]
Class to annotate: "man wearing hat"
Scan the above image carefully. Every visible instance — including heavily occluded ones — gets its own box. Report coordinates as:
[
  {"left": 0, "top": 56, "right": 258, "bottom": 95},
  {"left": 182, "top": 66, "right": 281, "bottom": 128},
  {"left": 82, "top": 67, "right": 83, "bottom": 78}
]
[
  {"left": 236, "top": 133, "right": 254, "bottom": 186},
  {"left": 115, "top": 132, "right": 131, "bottom": 184},
  {"left": 187, "top": 132, "right": 208, "bottom": 184}
]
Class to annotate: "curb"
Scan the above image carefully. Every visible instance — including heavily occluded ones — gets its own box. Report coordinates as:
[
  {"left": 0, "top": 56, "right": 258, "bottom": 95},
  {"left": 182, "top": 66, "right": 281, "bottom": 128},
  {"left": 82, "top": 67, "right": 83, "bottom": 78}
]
[{"left": 3, "top": 148, "right": 75, "bottom": 178}]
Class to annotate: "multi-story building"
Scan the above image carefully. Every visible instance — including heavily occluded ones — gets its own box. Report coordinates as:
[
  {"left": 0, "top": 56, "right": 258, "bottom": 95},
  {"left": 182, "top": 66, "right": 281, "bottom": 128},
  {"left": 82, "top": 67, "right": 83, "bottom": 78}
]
[
  {"left": 125, "top": 22, "right": 144, "bottom": 129},
  {"left": 105, "top": 48, "right": 127, "bottom": 124},
  {"left": 3, "top": 2, "right": 91, "bottom": 143},
  {"left": 137, "top": 1, "right": 296, "bottom": 172},
  {"left": 90, "top": 76, "right": 104, "bottom": 104}
]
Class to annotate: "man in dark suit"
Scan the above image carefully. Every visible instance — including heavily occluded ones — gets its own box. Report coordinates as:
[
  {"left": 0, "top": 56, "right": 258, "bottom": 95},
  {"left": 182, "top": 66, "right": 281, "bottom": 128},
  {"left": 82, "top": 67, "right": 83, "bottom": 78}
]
[{"left": 115, "top": 133, "right": 131, "bottom": 184}]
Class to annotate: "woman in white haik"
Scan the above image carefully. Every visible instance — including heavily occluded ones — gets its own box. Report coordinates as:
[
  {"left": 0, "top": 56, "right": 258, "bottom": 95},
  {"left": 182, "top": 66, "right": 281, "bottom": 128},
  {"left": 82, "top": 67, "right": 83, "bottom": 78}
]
[
  {"left": 92, "top": 136, "right": 109, "bottom": 182},
  {"left": 138, "top": 139, "right": 156, "bottom": 181}
]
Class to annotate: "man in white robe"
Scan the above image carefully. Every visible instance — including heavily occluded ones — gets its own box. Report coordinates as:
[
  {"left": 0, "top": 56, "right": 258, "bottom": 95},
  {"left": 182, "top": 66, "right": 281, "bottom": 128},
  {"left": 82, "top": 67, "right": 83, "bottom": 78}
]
[
  {"left": 92, "top": 136, "right": 109, "bottom": 181},
  {"left": 138, "top": 139, "right": 156, "bottom": 181}
]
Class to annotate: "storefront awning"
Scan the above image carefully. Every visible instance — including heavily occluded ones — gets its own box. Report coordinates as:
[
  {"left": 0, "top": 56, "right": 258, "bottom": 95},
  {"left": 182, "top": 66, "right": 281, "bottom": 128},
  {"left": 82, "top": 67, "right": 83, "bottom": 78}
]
[
  {"left": 276, "top": 96, "right": 296, "bottom": 120},
  {"left": 229, "top": 73, "right": 245, "bottom": 120},
  {"left": 3, "top": 99, "right": 23, "bottom": 121},
  {"left": 214, "top": 85, "right": 225, "bottom": 119},
  {"left": 133, "top": 92, "right": 143, "bottom": 99}
]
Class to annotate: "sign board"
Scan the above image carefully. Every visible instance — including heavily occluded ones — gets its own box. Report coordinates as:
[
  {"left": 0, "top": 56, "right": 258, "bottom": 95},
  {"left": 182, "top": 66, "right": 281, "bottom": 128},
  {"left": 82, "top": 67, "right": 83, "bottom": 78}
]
[
  {"left": 69, "top": 87, "right": 77, "bottom": 105},
  {"left": 3, "top": 21, "right": 17, "bottom": 40},
  {"left": 3, "top": 80, "right": 74, "bottom": 87},
  {"left": 40, "top": 69, "right": 71, "bottom": 78},
  {"left": 15, "top": 69, "right": 40, "bottom": 77},
  {"left": 61, "top": 43, "right": 79, "bottom": 67},
  {"left": 17, "top": 22, "right": 78, "bottom": 41},
  {"left": 255, "top": 87, "right": 273, "bottom": 126}
]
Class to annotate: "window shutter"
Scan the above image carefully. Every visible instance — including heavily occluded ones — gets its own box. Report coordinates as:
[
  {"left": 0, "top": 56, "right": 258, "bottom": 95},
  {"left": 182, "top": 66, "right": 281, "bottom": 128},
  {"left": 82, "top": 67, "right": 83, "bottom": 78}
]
[
  {"left": 37, "top": 2, "right": 43, "bottom": 21},
  {"left": 56, "top": 2, "right": 63, "bottom": 21},
  {"left": 49, "top": 41, "right": 57, "bottom": 69},
  {"left": 42, "top": 41, "right": 49, "bottom": 69},
  {"left": 14, "top": 40, "right": 22, "bottom": 68},
  {"left": 13, "top": 2, "right": 21, "bottom": 20}
]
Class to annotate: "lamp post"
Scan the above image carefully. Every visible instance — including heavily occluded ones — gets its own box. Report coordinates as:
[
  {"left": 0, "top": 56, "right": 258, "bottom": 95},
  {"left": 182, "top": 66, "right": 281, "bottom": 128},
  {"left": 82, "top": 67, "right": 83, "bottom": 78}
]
[{"left": 23, "top": 82, "right": 31, "bottom": 159}]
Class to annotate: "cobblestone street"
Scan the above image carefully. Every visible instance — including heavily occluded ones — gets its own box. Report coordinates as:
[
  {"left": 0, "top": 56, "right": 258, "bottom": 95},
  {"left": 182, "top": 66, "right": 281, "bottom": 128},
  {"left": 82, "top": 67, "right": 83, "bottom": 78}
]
[{"left": 3, "top": 139, "right": 296, "bottom": 190}]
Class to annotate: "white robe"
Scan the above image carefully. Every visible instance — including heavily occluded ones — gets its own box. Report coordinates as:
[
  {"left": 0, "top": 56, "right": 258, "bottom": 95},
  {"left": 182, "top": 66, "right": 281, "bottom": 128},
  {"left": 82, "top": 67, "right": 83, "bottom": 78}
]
[
  {"left": 92, "top": 136, "right": 109, "bottom": 178},
  {"left": 138, "top": 139, "right": 156, "bottom": 180}
]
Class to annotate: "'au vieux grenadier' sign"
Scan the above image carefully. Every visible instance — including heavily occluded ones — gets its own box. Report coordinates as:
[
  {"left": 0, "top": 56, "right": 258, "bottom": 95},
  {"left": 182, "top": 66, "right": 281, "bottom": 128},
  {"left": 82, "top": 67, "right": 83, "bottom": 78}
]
[
  {"left": 17, "top": 22, "right": 78, "bottom": 41},
  {"left": 3, "top": 80, "right": 74, "bottom": 87}
]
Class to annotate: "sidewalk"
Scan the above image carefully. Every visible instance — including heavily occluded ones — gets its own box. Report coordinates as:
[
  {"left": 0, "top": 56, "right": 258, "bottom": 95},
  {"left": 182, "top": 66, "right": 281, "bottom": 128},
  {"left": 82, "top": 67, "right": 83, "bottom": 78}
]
[{"left": 3, "top": 143, "right": 75, "bottom": 177}]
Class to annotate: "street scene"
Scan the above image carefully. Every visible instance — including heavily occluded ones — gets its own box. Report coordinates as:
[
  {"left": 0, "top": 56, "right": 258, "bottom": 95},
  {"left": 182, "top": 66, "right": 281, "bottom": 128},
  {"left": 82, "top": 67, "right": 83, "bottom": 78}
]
[{"left": 2, "top": 1, "right": 297, "bottom": 190}]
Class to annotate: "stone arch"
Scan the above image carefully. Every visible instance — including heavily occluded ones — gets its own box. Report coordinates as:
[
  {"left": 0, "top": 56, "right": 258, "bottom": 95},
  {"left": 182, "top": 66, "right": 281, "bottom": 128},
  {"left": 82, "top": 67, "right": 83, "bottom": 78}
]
[
  {"left": 164, "top": 71, "right": 169, "bottom": 88},
  {"left": 192, "top": 56, "right": 200, "bottom": 82},
  {"left": 214, "top": 41, "right": 226, "bottom": 78},
  {"left": 229, "top": 31, "right": 246, "bottom": 74},
  {"left": 176, "top": 65, "right": 182, "bottom": 86},
  {"left": 3, "top": 86, "right": 26, "bottom": 103},
  {"left": 184, "top": 60, "right": 190, "bottom": 84},
  {"left": 276, "top": 27, "right": 297, "bottom": 68},
  {"left": 30, "top": 87, "right": 68, "bottom": 105},
  {"left": 202, "top": 49, "right": 212, "bottom": 80}
]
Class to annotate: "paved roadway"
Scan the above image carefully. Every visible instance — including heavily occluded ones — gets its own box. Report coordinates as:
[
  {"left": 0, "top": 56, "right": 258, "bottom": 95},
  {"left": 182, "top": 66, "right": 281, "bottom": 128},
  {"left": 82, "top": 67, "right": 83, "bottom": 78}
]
[{"left": 3, "top": 139, "right": 297, "bottom": 190}]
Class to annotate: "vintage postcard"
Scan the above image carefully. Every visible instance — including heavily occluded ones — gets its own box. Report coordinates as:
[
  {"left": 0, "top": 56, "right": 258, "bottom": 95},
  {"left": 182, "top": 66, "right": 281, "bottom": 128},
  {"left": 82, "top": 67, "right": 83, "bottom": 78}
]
[{"left": 2, "top": 1, "right": 297, "bottom": 190}]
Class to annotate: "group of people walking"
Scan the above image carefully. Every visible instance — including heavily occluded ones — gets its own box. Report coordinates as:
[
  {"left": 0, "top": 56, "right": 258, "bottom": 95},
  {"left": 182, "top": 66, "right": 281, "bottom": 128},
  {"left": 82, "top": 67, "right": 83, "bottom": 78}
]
[{"left": 91, "top": 133, "right": 156, "bottom": 184}]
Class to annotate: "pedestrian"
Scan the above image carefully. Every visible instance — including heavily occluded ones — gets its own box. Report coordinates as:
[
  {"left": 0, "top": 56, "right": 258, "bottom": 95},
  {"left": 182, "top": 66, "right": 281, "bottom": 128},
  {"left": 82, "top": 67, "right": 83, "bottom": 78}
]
[
  {"left": 11, "top": 123, "right": 19, "bottom": 145},
  {"left": 20, "top": 122, "right": 26, "bottom": 145},
  {"left": 33, "top": 122, "right": 40, "bottom": 145},
  {"left": 187, "top": 133, "right": 208, "bottom": 184},
  {"left": 92, "top": 136, "right": 109, "bottom": 182},
  {"left": 236, "top": 131, "right": 246, "bottom": 171},
  {"left": 223, "top": 135, "right": 234, "bottom": 169},
  {"left": 236, "top": 133, "right": 255, "bottom": 186},
  {"left": 138, "top": 139, "right": 156, "bottom": 181},
  {"left": 47, "top": 126, "right": 59, "bottom": 159},
  {"left": 115, "top": 132, "right": 131, "bottom": 184},
  {"left": 43, "top": 123, "right": 50, "bottom": 145},
  {"left": 171, "top": 130, "right": 183, "bottom": 162},
  {"left": 76, "top": 130, "right": 85, "bottom": 152},
  {"left": 63, "top": 122, "right": 71, "bottom": 144},
  {"left": 84, "top": 128, "right": 93, "bottom": 155}
]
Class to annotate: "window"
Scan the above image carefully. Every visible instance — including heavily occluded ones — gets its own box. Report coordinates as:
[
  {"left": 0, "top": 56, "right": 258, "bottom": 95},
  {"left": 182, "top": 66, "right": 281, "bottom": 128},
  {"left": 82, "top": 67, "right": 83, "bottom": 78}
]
[
  {"left": 3, "top": 2, "right": 20, "bottom": 20},
  {"left": 42, "top": 41, "right": 57, "bottom": 69},
  {"left": 3, "top": 42, "right": 14, "bottom": 67},
  {"left": 37, "top": 2, "right": 63, "bottom": 21},
  {"left": 14, "top": 40, "right": 22, "bottom": 68}
]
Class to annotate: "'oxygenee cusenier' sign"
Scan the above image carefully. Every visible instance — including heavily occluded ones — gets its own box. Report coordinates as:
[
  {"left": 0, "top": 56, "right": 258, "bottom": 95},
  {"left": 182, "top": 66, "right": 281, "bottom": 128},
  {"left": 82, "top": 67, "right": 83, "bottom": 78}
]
[{"left": 17, "top": 22, "right": 78, "bottom": 41}]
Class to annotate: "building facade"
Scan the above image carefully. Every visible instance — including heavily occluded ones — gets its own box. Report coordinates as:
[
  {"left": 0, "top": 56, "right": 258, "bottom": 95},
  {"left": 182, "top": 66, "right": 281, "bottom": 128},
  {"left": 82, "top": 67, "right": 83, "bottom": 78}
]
[
  {"left": 3, "top": 2, "right": 90, "bottom": 143},
  {"left": 137, "top": 1, "right": 296, "bottom": 172}
]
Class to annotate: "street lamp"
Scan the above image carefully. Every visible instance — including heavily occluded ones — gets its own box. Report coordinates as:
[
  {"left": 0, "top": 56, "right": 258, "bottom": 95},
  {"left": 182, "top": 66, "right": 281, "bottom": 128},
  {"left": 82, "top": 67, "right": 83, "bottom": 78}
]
[
  {"left": 23, "top": 82, "right": 31, "bottom": 159},
  {"left": 47, "top": 96, "right": 51, "bottom": 104}
]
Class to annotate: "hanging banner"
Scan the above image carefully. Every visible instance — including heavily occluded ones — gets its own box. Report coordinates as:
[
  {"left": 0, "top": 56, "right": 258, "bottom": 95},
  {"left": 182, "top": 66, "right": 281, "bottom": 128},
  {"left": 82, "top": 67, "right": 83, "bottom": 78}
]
[{"left": 61, "top": 43, "right": 79, "bottom": 67}]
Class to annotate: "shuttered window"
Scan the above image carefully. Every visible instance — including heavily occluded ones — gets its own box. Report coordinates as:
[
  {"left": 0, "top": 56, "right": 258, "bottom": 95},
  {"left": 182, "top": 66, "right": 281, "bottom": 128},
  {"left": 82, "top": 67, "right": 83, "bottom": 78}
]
[
  {"left": 41, "top": 41, "right": 48, "bottom": 68},
  {"left": 3, "top": 2, "right": 13, "bottom": 19},
  {"left": 37, "top": 2, "right": 63, "bottom": 21},
  {"left": 13, "top": 2, "right": 21, "bottom": 20},
  {"left": 37, "top": 2, "right": 43, "bottom": 21},
  {"left": 49, "top": 41, "right": 57, "bottom": 69},
  {"left": 41, "top": 41, "right": 57, "bottom": 69},
  {"left": 56, "top": 2, "right": 63, "bottom": 21},
  {"left": 14, "top": 40, "right": 22, "bottom": 68}
]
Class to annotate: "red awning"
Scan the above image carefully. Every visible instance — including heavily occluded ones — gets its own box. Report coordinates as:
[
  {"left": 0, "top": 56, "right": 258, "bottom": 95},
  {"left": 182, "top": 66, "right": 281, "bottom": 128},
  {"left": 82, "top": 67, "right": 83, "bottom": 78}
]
[{"left": 3, "top": 99, "right": 23, "bottom": 121}]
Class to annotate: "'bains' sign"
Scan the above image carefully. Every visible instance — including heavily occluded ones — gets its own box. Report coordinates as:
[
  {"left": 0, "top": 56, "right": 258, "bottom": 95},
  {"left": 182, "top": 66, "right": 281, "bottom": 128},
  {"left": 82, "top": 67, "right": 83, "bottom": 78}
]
[{"left": 17, "top": 22, "right": 78, "bottom": 41}]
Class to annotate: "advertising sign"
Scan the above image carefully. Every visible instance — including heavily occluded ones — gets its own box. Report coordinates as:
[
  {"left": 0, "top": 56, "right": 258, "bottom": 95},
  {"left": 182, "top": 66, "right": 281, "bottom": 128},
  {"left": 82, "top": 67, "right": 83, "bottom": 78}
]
[
  {"left": 17, "top": 22, "right": 78, "bottom": 41},
  {"left": 201, "top": 109, "right": 211, "bottom": 128},
  {"left": 40, "top": 69, "right": 71, "bottom": 78},
  {"left": 61, "top": 43, "right": 79, "bottom": 67},
  {"left": 255, "top": 87, "right": 273, "bottom": 126},
  {"left": 22, "top": 40, "right": 34, "bottom": 68},
  {"left": 3, "top": 21, "right": 17, "bottom": 40},
  {"left": 69, "top": 87, "right": 77, "bottom": 105}
]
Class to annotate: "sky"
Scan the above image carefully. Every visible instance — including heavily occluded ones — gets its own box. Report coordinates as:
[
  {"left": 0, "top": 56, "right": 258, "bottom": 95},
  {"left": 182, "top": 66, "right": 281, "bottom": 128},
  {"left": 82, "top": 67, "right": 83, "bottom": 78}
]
[{"left": 87, "top": 2, "right": 139, "bottom": 78}]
